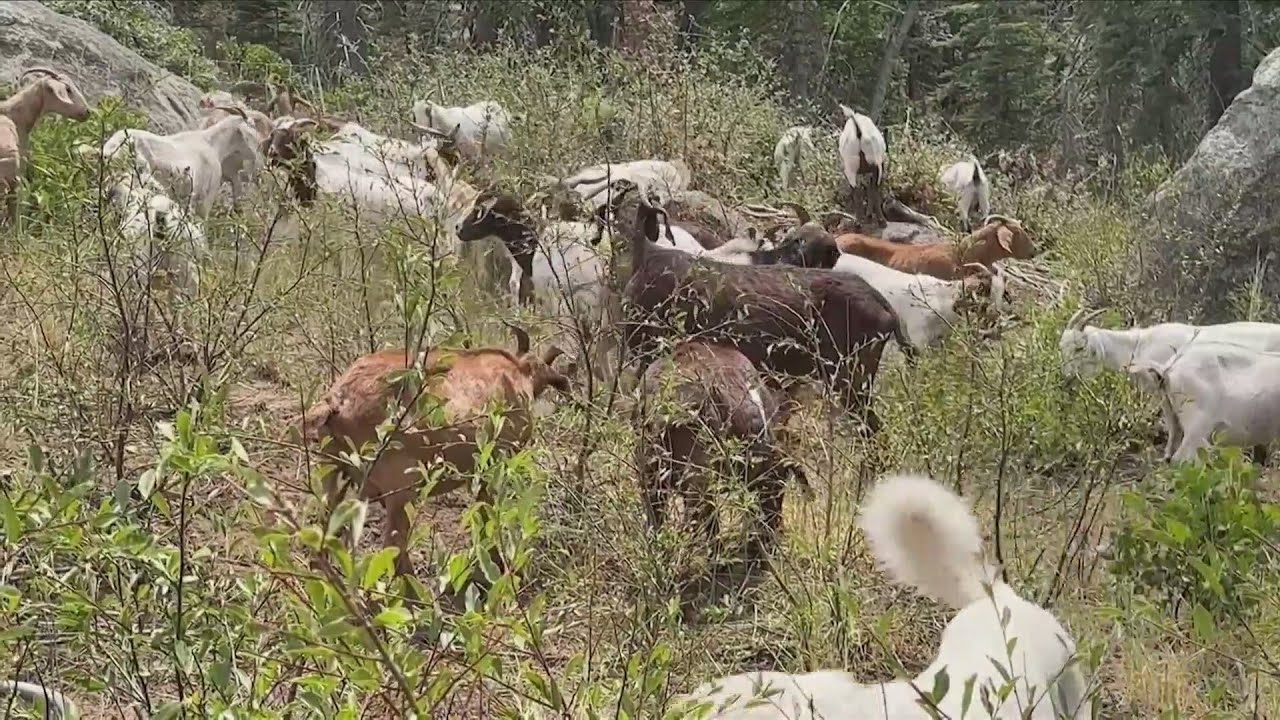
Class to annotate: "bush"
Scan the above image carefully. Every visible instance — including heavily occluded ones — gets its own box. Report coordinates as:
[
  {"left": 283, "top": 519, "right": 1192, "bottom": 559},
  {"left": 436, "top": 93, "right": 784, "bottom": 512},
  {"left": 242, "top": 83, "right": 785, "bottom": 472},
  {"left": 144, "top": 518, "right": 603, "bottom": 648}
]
[{"left": 1112, "top": 448, "right": 1280, "bottom": 617}]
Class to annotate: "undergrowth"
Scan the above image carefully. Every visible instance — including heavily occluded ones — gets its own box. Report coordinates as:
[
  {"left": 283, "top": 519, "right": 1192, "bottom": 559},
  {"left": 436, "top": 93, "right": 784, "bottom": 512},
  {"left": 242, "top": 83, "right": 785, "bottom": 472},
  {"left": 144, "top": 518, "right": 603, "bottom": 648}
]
[{"left": 1, "top": 25, "right": 1277, "bottom": 720}]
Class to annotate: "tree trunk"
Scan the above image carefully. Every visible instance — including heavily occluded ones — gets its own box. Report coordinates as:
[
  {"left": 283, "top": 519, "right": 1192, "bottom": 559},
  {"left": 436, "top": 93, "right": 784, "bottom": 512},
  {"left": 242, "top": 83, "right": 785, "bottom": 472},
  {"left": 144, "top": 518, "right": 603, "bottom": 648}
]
[
  {"left": 780, "top": 0, "right": 819, "bottom": 103},
  {"left": 869, "top": 0, "right": 921, "bottom": 122},
  {"left": 587, "top": 0, "right": 617, "bottom": 48},
  {"left": 677, "top": 0, "right": 710, "bottom": 53},
  {"left": 616, "top": 0, "right": 670, "bottom": 58},
  {"left": 1207, "top": 0, "right": 1244, "bottom": 126},
  {"left": 471, "top": 0, "right": 498, "bottom": 48}
]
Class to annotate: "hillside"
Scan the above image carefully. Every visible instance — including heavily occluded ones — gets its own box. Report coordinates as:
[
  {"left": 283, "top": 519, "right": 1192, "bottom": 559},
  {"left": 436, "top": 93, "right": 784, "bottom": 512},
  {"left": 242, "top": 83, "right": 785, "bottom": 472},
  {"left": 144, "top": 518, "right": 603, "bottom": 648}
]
[{"left": 2, "top": 2, "right": 1280, "bottom": 718}]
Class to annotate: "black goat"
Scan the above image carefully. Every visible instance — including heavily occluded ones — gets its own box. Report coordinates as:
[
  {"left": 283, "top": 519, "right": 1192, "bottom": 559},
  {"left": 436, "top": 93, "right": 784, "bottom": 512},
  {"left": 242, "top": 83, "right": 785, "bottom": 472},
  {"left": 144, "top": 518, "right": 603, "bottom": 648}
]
[{"left": 609, "top": 181, "right": 908, "bottom": 434}]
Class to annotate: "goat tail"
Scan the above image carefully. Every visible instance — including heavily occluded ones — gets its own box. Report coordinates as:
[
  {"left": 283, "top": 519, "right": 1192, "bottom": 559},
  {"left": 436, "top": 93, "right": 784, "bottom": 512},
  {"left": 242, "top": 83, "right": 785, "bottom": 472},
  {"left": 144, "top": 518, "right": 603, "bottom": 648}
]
[
  {"left": 858, "top": 473, "right": 998, "bottom": 610},
  {"left": 0, "top": 679, "right": 78, "bottom": 719},
  {"left": 891, "top": 315, "right": 916, "bottom": 364},
  {"left": 1125, "top": 362, "right": 1165, "bottom": 393}
]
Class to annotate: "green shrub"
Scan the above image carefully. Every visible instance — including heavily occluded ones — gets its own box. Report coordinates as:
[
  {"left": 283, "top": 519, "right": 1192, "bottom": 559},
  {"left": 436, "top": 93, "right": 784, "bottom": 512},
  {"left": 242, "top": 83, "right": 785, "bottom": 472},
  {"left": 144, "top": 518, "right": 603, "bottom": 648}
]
[{"left": 1112, "top": 448, "right": 1280, "bottom": 617}]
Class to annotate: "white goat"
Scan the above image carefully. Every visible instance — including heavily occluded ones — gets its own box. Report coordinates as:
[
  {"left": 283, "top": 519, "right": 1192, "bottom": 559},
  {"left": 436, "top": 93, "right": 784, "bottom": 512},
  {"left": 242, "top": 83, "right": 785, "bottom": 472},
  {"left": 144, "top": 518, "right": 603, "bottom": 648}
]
[
  {"left": 774, "top": 125, "right": 817, "bottom": 191},
  {"left": 1130, "top": 342, "right": 1280, "bottom": 463},
  {"left": 558, "top": 159, "right": 691, "bottom": 208},
  {"left": 107, "top": 174, "right": 208, "bottom": 302},
  {"left": 832, "top": 253, "right": 1006, "bottom": 349},
  {"left": 834, "top": 102, "right": 885, "bottom": 222},
  {"left": 939, "top": 156, "right": 991, "bottom": 232},
  {"left": 1, "top": 67, "right": 91, "bottom": 221},
  {"left": 0, "top": 679, "right": 77, "bottom": 719},
  {"left": 683, "top": 473, "right": 1093, "bottom": 720},
  {"left": 84, "top": 109, "right": 261, "bottom": 215},
  {"left": 1058, "top": 311, "right": 1280, "bottom": 380},
  {"left": 410, "top": 99, "right": 512, "bottom": 160},
  {"left": 308, "top": 122, "right": 470, "bottom": 229}
]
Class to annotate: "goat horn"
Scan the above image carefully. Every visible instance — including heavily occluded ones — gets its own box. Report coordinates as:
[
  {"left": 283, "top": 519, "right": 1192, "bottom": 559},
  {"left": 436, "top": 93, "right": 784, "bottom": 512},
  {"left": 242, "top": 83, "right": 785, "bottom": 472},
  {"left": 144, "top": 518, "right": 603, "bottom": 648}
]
[
  {"left": 19, "top": 67, "right": 63, "bottom": 84},
  {"left": 1079, "top": 308, "right": 1107, "bottom": 327},
  {"left": 822, "top": 210, "right": 858, "bottom": 225},
  {"left": 541, "top": 345, "right": 565, "bottom": 366},
  {"left": 982, "top": 214, "right": 1013, "bottom": 226},
  {"left": 410, "top": 122, "right": 453, "bottom": 139},
  {"left": 961, "top": 262, "right": 993, "bottom": 278},
  {"left": 213, "top": 105, "right": 249, "bottom": 121},
  {"left": 292, "top": 96, "right": 316, "bottom": 111},
  {"left": 290, "top": 118, "right": 318, "bottom": 131},
  {"left": 780, "top": 201, "right": 811, "bottom": 225},
  {"left": 502, "top": 321, "right": 531, "bottom": 355}
]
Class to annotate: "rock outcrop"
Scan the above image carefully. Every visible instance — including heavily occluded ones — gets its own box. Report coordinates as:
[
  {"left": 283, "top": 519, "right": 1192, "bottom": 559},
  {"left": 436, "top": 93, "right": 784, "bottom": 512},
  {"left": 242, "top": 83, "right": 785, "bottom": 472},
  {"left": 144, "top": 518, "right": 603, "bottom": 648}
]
[
  {"left": 0, "top": 1, "right": 202, "bottom": 133},
  {"left": 1133, "top": 46, "right": 1280, "bottom": 321}
]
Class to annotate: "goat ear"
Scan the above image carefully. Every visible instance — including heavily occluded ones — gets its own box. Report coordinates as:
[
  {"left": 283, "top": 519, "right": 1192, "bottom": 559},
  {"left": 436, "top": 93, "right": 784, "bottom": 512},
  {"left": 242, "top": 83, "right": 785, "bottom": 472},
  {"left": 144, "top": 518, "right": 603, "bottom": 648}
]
[
  {"left": 996, "top": 226, "right": 1013, "bottom": 253},
  {"left": 49, "top": 80, "right": 74, "bottom": 105}
]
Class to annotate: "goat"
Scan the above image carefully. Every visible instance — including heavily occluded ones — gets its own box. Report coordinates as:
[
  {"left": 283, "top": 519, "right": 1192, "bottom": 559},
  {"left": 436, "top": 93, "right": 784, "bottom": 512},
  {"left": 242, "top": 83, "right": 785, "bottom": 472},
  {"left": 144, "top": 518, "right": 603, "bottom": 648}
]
[
  {"left": 556, "top": 159, "right": 691, "bottom": 208},
  {"left": 1058, "top": 311, "right": 1280, "bottom": 381},
  {"left": 1059, "top": 311, "right": 1280, "bottom": 461},
  {"left": 637, "top": 341, "right": 809, "bottom": 558},
  {"left": 0, "top": 680, "right": 77, "bottom": 719},
  {"left": 410, "top": 99, "right": 512, "bottom": 160},
  {"left": 457, "top": 189, "right": 623, "bottom": 379},
  {"left": 301, "top": 325, "right": 573, "bottom": 578},
  {"left": 838, "top": 215, "right": 1035, "bottom": 281},
  {"left": 198, "top": 90, "right": 273, "bottom": 141},
  {"left": 1, "top": 67, "right": 91, "bottom": 221},
  {"left": 774, "top": 125, "right": 817, "bottom": 191},
  {"left": 262, "top": 117, "right": 474, "bottom": 234},
  {"left": 939, "top": 156, "right": 992, "bottom": 232},
  {"left": 1130, "top": 342, "right": 1280, "bottom": 464},
  {"left": 662, "top": 189, "right": 752, "bottom": 249},
  {"left": 682, "top": 472, "right": 1093, "bottom": 720},
  {"left": 837, "top": 104, "right": 887, "bottom": 226},
  {"left": 107, "top": 173, "right": 208, "bottom": 303},
  {"left": 609, "top": 181, "right": 908, "bottom": 433},
  {"left": 82, "top": 107, "right": 261, "bottom": 215},
  {"left": 826, "top": 254, "right": 1005, "bottom": 350}
]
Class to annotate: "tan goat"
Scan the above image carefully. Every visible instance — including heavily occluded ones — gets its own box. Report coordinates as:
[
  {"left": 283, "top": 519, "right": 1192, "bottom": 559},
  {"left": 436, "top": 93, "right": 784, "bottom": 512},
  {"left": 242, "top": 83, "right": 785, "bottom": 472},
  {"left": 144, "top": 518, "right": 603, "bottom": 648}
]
[
  {"left": 837, "top": 214, "right": 1035, "bottom": 281},
  {"left": 302, "top": 326, "right": 572, "bottom": 578}
]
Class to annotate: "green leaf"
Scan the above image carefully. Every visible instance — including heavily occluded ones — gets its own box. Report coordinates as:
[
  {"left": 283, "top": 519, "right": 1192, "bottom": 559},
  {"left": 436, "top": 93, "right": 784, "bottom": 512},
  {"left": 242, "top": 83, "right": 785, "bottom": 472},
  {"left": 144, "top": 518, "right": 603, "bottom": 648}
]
[
  {"left": 137, "top": 469, "right": 158, "bottom": 498},
  {"left": 0, "top": 493, "right": 24, "bottom": 544},
  {"left": 930, "top": 668, "right": 950, "bottom": 703},
  {"left": 1191, "top": 604, "right": 1217, "bottom": 642},
  {"left": 362, "top": 547, "right": 399, "bottom": 589},
  {"left": 373, "top": 606, "right": 412, "bottom": 629},
  {"left": 327, "top": 498, "right": 367, "bottom": 542}
]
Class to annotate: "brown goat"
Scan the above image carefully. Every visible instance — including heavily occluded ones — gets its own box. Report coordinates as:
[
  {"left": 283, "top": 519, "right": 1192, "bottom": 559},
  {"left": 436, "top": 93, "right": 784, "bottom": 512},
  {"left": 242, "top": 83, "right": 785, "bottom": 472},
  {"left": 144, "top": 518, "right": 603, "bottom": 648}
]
[
  {"left": 607, "top": 181, "right": 909, "bottom": 434},
  {"left": 302, "top": 326, "right": 572, "bottom": 578},
  {"left": 637, "top": 341, "right": 808, "bottom": 558},
  {"left": 837, "top": 215, "right": 1035, "bottom": 281}
]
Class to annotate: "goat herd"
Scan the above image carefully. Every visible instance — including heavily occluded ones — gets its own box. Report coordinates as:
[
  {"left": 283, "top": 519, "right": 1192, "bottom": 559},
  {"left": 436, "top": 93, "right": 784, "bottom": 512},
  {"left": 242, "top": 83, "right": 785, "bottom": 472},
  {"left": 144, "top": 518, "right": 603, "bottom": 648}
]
[{"left": 2, "top": 65, "right": 1271, "bottom": 719}]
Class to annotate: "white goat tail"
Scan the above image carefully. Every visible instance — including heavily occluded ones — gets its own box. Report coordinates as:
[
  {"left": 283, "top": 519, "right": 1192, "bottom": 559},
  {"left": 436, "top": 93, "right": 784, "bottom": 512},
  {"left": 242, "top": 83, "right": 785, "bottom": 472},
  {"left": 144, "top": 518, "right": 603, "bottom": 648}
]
[{"left": 858, "top": 473, "right": 997, "bottom": 610}]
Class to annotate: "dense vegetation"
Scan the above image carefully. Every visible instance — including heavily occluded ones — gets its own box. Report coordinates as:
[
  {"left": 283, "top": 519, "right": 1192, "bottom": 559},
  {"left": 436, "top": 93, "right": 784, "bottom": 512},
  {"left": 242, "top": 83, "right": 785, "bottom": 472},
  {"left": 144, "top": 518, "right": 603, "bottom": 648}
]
[{"left": 3, "top": 1, "right": 1280, "bottom": 717}]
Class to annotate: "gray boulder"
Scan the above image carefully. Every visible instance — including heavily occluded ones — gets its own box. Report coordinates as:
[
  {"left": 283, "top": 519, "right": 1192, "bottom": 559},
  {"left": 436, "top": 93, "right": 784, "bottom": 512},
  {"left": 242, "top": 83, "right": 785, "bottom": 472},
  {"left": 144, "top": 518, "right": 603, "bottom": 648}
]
[
  {"left": 0, "top": 1, "right": 202, "bottom": 134},
  {"left": 1132, "top": 46, "right": 1280, "bottom": 322}
]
